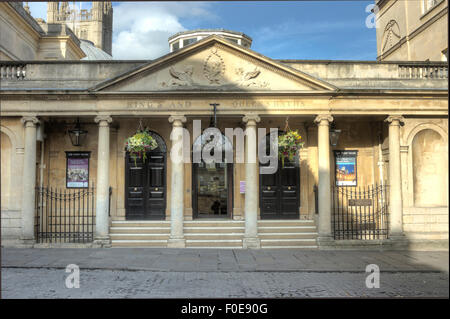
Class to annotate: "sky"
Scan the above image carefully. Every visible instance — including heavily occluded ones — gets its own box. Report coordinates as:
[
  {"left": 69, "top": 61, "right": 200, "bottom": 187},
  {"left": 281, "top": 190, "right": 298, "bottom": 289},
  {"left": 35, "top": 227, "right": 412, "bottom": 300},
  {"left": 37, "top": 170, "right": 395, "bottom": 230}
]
[{"left": 27, "top": 1, "right": 377, "bottom": 60}]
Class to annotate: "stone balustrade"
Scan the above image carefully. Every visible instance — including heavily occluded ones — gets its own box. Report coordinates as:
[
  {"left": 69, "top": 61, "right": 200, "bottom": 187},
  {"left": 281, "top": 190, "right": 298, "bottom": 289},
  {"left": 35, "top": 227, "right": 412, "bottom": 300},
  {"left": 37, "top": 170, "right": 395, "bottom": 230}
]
[
  {"left": 398, "top": 63, "right": 448, "bottom": 79},
  {"left": 0, "top": 64, "right": 26, "bottom": 80}
]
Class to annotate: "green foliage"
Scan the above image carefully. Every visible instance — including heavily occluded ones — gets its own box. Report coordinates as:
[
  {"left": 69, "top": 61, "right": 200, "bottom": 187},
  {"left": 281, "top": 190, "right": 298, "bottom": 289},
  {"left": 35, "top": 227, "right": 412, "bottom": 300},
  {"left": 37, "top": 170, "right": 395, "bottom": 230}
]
[
  {"left": 278, "top": 130, "right": 304, "bottom": 167},
  {"left": 125, "top": 129, "right": 158, "bottom": 166}
]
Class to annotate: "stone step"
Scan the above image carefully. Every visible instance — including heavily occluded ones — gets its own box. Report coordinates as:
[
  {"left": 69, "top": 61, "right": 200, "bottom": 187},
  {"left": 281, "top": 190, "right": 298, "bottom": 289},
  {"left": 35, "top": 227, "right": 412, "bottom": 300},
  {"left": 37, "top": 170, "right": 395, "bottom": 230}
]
[
  {"left": 110, "top": 233, "right": 170, "bottom": 240},
  {"left": 184, "top": 227, "right": 245, "bottom": 234},
  {"left": 258, "top": 220, "right": 315, "bottom": 227},
  {"left": 184, "top": 221, "right": 245, "bottom": 227},
  {"left": 110, "top": 227, "right": 170, "bottom": 234},
  {"left": 258, "top": 232, "right": 318, "bottom": 239},
  {"left": 184, "top": 233, "right": 243, "bottom": 240},
  {"left": 261, "top": 245, "right": 318, "bottom": 249},
  {"left": 111, "top": 221, "right": 170, "bottom": 228},
  {"left": 111, "top": 239, "right": 167, "bottom": 247},
  {"left": 186, "top": 239, "right": 242, "bottom": 248},
  {"left": 258, "top": 226, "right": 317, "bottom": 233},
  {"left": 261, "top": 238, "right": 318, "bottom": 247}
]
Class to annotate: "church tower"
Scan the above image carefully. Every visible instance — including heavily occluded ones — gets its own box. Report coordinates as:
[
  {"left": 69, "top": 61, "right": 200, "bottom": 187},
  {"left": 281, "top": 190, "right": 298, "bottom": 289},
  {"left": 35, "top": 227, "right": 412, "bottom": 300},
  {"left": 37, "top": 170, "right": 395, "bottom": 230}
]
[
  {"left": 46, "top": 2, "right": 58, "bottom": 23},
  {"left": 46, "top": 2, "right": 113, "bottom": 55}
]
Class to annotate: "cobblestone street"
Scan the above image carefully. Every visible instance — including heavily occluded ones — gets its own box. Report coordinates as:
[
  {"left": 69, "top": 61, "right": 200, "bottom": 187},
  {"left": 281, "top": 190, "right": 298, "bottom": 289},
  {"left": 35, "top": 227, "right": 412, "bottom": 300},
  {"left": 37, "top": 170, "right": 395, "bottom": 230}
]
[
  {"left": 1, "top": 248, "right": 448, "bottom": 298},
  {"left": 2, "top": 267, "right": 449, "bottom": 298}
]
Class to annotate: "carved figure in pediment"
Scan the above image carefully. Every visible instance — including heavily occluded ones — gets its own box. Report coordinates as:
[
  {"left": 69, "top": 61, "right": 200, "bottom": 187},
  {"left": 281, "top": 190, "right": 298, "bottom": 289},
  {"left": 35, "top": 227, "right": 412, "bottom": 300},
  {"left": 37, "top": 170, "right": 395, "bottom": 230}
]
[
  {"left": 160, "top": 65, "right": 194, "bottom": 87},
  {"left": 203, "top": 48, "right": 225, "bottom": 85},
  {"left": 235, "top": 66, "right": 269, "bottom": 88}
]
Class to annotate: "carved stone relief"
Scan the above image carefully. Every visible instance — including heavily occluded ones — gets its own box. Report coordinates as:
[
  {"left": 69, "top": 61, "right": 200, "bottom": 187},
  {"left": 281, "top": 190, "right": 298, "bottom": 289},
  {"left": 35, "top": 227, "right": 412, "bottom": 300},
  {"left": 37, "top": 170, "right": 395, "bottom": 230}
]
[
  {"left": 203, "top": 47, "right": 226, "bottom": 85},
  {"left": 159, "top": 47, "right": 270, "bottom": 89},
  {"left": 381, "top": 20, "right": 401, "bottom": 54}
]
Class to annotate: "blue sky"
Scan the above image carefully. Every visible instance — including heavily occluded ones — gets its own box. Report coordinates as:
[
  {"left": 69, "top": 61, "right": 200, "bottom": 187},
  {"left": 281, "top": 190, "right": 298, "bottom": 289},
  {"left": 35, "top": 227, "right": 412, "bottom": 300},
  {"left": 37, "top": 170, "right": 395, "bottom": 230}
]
[{"left": 28, "top": 1, "right": 377, "bottom": 60}]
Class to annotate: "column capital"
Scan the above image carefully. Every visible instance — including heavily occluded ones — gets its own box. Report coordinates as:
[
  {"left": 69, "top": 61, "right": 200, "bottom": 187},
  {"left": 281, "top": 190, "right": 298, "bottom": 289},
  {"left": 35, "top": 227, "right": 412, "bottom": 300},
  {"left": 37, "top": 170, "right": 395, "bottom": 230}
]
[
  {"left": 21, "top": 116, "right": 40, "bottom": 126},
  {"left": 94, "top": 115, "right": 113, "bottom": 125},
  {"left": 169, "top": 115, "right": 187, "bottom": 126},
  {"left": 242, "top": 114, "right": 260, "bottom": 125},
  {"left": 314, "top": 114, "right": 333, "bottom": 125},
  {"left": 385, "top": 115, "right": 405, "bottom": 126}
]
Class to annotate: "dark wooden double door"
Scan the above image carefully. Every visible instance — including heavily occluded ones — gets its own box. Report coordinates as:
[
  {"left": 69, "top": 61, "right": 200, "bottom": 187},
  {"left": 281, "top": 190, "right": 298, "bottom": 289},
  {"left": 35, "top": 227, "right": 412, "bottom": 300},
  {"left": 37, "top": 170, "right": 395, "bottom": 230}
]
[
  {"left": 125, "top": 152, "right": 166, "bottom": 220},
  {"left": 260, "top": 160, "right": 300, "bottom": 219}
]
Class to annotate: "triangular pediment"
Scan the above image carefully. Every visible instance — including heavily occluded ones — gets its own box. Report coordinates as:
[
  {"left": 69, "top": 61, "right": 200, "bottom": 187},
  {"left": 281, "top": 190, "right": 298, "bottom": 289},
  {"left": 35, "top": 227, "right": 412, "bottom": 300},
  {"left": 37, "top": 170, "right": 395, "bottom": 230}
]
[{"left": 90, "top": 36, "right": 337, "bottom": 93}]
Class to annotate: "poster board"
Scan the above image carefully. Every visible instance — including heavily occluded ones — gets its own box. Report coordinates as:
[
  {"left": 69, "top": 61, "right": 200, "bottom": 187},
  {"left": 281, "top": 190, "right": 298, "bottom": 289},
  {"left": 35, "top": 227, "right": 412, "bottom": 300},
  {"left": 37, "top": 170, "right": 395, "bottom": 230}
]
[
  {"left": 66, "top": 151, "right": 90, "bottom": 188},
  {"left": 334, "top": 150, "right": 358, "bottom": 186}
]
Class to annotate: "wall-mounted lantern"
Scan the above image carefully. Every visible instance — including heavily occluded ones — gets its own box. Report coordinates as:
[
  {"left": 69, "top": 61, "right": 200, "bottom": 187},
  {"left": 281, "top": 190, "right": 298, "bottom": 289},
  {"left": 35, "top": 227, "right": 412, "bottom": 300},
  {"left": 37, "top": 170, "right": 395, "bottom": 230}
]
[
  {"left": 68, "top": 118, "right": 88, "bottom": 147},
  {"left": 329, "top": 123, "right": 341, "bottom": 147}
]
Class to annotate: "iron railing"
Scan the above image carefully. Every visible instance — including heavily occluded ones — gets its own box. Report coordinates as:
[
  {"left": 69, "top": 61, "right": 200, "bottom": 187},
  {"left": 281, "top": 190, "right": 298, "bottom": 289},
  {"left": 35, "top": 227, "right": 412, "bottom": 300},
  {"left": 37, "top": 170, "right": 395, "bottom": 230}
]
[
  {"left": 35, "top": 186, "right": 96, "bottom": 243},
  {"left": 332, "top": 183, "right": 389, "bottom": 240}
]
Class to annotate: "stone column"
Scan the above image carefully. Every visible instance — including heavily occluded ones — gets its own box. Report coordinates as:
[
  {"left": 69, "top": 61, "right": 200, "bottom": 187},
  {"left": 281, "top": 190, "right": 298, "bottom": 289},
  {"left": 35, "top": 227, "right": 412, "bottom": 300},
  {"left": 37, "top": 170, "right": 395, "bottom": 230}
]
[
  {"left": 242, "top": 114, "right": 261, "bottom": 248},
  {"left": 168, "top": 115, "right": 187, "bottom": 248},
  {"left": 94, "top": 115, "right": 113, "bottom": 247},
  {"left": 385, "top": 115, "right": 405, "bottom": 240},
  {"left": 314, "top": 114, "right": 333, "bottom": 245},
  {"left": 20, "top": 116, "right": 40, "bottom": 246}
]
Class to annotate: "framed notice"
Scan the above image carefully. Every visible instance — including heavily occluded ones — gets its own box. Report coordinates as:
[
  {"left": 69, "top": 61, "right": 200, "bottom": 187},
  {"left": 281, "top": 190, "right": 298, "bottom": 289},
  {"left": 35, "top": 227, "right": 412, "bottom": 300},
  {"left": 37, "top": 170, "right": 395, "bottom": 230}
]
[
  {"left": 66, "top": 151, "right": 90, "bottom": 188},
  {"left": 334, "top": 150, "right": 358, "bottom": 186}
]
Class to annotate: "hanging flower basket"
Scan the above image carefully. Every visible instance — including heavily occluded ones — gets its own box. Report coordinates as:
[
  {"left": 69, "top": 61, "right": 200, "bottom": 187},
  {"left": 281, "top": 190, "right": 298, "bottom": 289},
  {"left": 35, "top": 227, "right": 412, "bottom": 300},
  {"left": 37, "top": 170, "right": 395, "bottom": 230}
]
[
  {"left": 278, "top": 130, "right": 304, "bottom": 167},
  {"left": 125, "top": 129, "right": 158, "bottom": 165}
]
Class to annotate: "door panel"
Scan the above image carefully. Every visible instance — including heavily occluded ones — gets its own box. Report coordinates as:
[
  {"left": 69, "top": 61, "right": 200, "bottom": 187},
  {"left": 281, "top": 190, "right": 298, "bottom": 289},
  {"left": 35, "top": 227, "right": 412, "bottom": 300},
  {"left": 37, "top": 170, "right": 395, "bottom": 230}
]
[
  {"left": 260, "top": 160, "right": 299, "bottom": 219},
  {"left": 125, "top": 152, "right": 166, "bottom": 220}
]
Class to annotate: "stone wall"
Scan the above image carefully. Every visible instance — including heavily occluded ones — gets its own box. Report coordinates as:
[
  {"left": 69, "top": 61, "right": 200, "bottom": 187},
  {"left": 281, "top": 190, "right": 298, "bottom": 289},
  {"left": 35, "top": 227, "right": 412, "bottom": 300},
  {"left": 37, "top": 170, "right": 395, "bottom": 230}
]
[{"left": 0, "top": 117, "right": 24, "bottom": 242}]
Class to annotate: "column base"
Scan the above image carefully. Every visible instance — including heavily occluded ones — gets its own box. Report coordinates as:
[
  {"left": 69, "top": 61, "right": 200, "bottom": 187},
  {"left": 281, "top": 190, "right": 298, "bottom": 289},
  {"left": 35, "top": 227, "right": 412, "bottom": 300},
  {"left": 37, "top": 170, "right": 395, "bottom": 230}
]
[
  {"left": 93, "top": 236, "right": 111, "bottom": 248},
  {"left": 167, "top": 238, "right": 186, "bottom": 248},
  {"left": 317, "top": 235, "right": 334, "bottom": 249},
  {"left": 243, "top": 237, "right": 261, "bottom": 249},
  {"left": 19, "top": 238, "right": 35, "bottom": 248},
  {"left": 388, "top": 234, "right": 409, "bottom": 249}
]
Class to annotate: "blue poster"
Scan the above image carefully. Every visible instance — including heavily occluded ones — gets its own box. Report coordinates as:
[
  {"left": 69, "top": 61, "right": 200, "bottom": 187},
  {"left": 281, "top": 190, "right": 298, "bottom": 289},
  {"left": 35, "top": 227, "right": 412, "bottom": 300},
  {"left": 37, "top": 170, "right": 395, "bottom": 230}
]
[{"left": 334, "top": 150, "right": 358, "bottom": 186}]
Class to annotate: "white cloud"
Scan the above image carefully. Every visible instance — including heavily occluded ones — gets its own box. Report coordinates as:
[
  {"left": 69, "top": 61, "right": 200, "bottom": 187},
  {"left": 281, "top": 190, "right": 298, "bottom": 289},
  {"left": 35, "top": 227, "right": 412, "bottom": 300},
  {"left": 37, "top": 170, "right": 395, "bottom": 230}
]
[
  {"left": 26, "top": 1, "right": 216, "bottom": 60},
  {"left": 112, "top": 2, "right": 216, "bottom": 59}
]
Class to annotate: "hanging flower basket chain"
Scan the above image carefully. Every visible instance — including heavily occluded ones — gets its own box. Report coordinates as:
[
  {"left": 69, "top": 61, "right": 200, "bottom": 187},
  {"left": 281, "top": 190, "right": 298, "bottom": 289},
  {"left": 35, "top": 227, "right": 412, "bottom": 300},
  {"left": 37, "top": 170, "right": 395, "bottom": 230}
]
[{"left": 125, "top": 127, "right": 158, "bottom": 166}]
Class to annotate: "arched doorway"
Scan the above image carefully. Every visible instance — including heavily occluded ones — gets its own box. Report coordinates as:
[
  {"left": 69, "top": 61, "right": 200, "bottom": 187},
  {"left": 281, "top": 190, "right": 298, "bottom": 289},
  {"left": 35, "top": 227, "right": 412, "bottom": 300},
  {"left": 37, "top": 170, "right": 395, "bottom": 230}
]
[
  {"left": 259, "top": 130, "right": 300, "bottom": 219},
  {"left": 192, "top": 129, "right": 233, "bottom": 219},
  {"left": 125, "top": 131, "right": 167, "bottom": 220}
]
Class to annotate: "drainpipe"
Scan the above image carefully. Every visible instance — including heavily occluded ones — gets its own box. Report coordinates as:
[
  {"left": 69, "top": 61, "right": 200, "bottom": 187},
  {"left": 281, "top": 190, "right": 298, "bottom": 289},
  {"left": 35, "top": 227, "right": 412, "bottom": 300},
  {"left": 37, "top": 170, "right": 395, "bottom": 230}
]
[
  {"left": 377, "top": 131, "right": 386, "bottom": 232},
  {"left": 378, "top": 131, "right": 384, "bottom": 187},
  {"left": 37, "top": 123, "right": 46, "bottom": 235}
]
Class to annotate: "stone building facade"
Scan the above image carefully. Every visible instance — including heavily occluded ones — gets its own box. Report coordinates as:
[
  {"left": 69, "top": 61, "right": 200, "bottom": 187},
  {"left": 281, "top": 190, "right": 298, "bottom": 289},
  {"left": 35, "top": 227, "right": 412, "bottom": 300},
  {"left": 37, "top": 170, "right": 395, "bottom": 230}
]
[
  {"left": 0, "top": 3, "right": 448, "bottom": 250},
  {"left": 376, "top": 0, "right": 448, "bottom": 61}
]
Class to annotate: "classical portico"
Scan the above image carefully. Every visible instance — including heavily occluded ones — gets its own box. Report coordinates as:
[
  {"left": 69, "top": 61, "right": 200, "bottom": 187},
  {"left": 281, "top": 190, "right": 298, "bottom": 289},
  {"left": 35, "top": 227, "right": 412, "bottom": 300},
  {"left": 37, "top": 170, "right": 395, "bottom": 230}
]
[{"left": 1, "top": 35, "right": 448, "bottom": 249}]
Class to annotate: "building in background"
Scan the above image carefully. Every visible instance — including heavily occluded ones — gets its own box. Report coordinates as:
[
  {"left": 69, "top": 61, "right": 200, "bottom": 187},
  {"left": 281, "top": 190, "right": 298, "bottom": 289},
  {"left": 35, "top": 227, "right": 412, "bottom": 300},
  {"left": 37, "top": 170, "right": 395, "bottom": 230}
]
[
  {"left": 0, "top": 2, "right": 112, "bottom": 61},
  {"left": 376, "top": 0, "right": 448, "bottom": 61},
  {"left": 46, "top": 1, "right": 113, "bottom": 55}
]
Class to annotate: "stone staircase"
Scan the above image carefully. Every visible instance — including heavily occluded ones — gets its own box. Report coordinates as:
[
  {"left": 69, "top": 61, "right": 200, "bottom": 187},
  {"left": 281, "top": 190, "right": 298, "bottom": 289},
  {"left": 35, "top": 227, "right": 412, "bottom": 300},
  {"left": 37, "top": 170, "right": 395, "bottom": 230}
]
[
  {"left": 110, "top": 220, "right": 170, "bottom": 247},
  {"left": 110, "top": 219, "right": 318, "bottom": 249},
  {"left": 258, "top": 220, "right": 318, "bottom": 249},
  {"left": 184, "top": 220, "right": 245, "bottom": 248}
]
